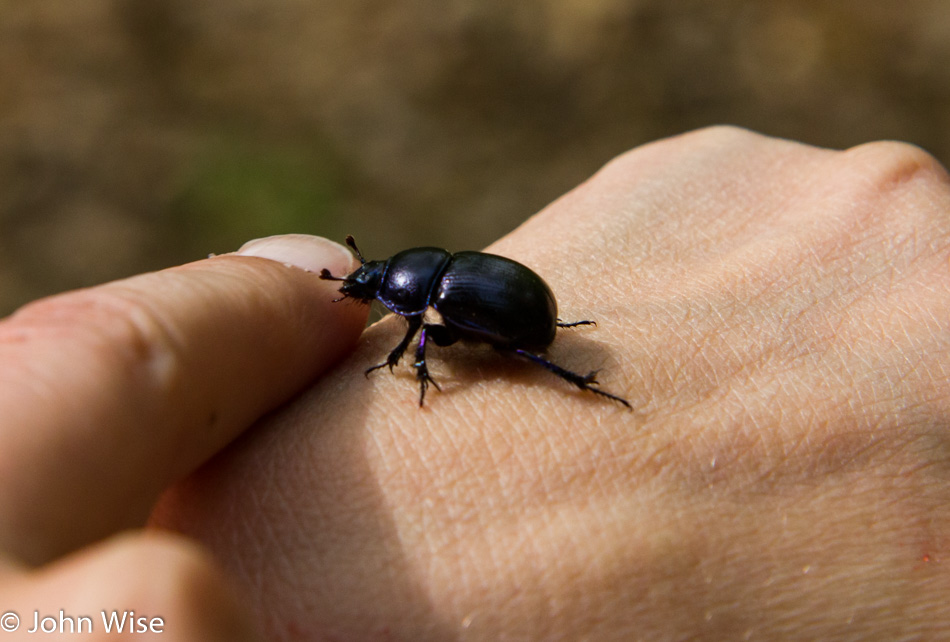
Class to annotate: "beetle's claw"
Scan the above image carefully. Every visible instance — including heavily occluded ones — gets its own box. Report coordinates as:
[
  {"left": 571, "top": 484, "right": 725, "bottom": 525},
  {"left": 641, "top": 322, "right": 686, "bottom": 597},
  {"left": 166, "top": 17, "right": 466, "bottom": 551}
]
[
  {"left": 415, "top": 364, "right": 440, "bottom": 407},
  {"left": 365, "top": 362, "right": 389, "bottom": 377},
  {"left": 416, "top": 368, "right": 440, "bottom": 390},
  {"left": 586, "top": 386, "right": 633, "bottom": 409},
  {"left": 557, "top": 319, "right": 597, "bottom": 329},
  {"left": 366, "top": 352, "right": 404, "bottom": 377}
]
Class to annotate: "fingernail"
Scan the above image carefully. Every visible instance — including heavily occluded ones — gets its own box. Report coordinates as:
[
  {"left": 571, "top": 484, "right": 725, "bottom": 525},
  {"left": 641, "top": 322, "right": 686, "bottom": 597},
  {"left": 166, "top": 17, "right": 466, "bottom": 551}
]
[{"left": 236, "top": 234, "right": 357, "bottom": 276}]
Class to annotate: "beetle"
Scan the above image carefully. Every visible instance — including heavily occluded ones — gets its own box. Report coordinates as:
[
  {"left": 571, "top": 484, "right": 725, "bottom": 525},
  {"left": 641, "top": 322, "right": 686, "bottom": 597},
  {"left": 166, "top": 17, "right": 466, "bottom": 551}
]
[{"left": 319, "top": 235, "right": 630, "bottom": 409}]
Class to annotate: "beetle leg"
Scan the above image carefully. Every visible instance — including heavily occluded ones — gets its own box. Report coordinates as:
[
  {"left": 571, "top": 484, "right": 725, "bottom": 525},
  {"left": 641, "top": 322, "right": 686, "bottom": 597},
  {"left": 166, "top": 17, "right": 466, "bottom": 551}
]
[
  {"left": 509, "top": 349, "right": 631, "bottom": 409},
  {"left": 366, "top": 315, "right": 423, "bottom": 376},
  {"left": 413, "top": 324, "right": 444, "bottom": 407},
  {"left": 556, "top": 319, "right": 596, "bottom": 329}
]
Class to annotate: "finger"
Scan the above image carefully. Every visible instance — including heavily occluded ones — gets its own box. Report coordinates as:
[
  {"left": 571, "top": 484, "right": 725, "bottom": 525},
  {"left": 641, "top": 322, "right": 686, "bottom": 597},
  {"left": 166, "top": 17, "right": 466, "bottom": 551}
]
[
  {"left": 0, "top": 234, "right": 367, "bottom": 565},
  {"left": 0, "top": 532, "right": 262, "bottom": 641}
]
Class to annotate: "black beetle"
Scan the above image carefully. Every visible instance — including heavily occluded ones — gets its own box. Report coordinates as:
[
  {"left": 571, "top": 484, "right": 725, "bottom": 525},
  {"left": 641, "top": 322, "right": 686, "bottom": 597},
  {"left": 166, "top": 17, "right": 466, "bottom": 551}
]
[{"left": 319, "top": 236, "right": 630, "bottom": 408}]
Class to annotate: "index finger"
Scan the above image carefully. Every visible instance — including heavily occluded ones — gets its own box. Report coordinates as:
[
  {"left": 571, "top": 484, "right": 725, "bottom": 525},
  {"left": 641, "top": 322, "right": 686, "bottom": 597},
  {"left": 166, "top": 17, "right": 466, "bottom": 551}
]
[{"left": 0, "top": 234, "right": 367, "bottom": 565}]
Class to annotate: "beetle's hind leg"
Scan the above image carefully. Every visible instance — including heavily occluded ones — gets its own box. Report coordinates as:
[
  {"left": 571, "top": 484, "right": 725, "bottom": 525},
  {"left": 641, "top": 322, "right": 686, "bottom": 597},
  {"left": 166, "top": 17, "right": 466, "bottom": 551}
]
[
  {"left": 413, "top": 324, "right": 458, "bottom": 406},
  {"left": 509, "top": 349, "right": 631, "bottom": 409},
  {"left": 556, "top": 319, "right": 596, "bottom": 329},
  {"left": 366, "top": 315, "right": 422, "bottom": 376}
]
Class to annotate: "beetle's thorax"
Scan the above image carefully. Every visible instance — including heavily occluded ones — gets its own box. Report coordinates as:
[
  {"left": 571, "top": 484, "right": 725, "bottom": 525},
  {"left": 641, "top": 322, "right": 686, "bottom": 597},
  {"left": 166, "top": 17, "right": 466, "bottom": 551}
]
[{"left": 376, "top": 248, "right": 453, "bottom": 315}]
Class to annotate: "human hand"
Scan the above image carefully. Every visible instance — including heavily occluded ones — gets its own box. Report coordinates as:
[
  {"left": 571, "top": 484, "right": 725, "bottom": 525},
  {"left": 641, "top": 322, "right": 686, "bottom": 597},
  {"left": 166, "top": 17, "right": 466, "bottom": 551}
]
[
  {"left": 154, "top": 127, "right": 950, "bottom": 640},
  {"left": 0, "top": 235, "right": 367, "bottom": 639}
]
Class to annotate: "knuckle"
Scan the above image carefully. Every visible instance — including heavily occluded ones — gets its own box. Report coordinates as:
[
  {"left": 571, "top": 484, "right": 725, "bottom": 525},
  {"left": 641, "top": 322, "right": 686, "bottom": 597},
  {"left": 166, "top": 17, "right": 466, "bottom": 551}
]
[
  {"left": 840, "top": 140, "right": 950, "bottom": 195},
  {"left": 601, "top": 125, "right": 762, "bottom": 174},
  {"left": 799, "top": 141, "right": 950, "bottom": 245},
  {"left": 681, "top": 124, "right": 763, "bottom": 146}
]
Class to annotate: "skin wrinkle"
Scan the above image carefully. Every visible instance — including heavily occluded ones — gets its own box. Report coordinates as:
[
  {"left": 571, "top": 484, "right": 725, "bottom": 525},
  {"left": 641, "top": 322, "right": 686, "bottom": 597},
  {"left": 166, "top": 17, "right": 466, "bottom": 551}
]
[
  {"left": 656, "top": 302, "right": 718, "bottom": 400},
  {"left": 431, "top": 408, "right": 493, "bottom": 494},
  {"left": 235, "top": 508, "right": 269, "bottom": 611},
  {"left": 256, "top": 419, "right": 395, "bottom": 627},
  {"left": 222, "top": 491, "right": 277, "bottom": 610},
  {"left": 656, "top": 375, "right": 839, "bottom": 496},
  {"left": 416, "top": 412, "right": 640, "bottom": 612},
  {"left": 269, "top": 476, "right": 312, "bottom": 584},
  {"left": 851, "top": 314, "right": 938, "bottom": 412},
  {"left": 474, "top": 511, "right": 576, "bottom": 634},
  {"left": 796, "top": 394, "right": 906, "bottom": 483},
  {"left": 380, "top": 416, "right": 434, "bottom": 495}
]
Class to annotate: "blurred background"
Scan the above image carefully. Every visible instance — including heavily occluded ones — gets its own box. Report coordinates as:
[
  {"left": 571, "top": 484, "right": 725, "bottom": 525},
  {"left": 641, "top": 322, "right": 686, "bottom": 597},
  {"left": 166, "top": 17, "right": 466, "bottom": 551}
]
[{"left": 1, "top": 0, "right": 949, "bottom": 315}]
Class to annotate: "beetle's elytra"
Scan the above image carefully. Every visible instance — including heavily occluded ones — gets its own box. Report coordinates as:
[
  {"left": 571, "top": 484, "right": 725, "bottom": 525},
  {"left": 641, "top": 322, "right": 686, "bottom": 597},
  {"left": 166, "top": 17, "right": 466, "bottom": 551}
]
[{"left": 320, "top": 235, "right": 630, "bottom": 409}]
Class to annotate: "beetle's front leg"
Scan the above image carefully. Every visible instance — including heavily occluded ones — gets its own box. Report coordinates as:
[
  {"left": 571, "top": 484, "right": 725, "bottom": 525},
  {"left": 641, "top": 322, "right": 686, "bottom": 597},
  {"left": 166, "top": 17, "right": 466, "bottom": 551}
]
[
  {"left": 366, "top": 315, "right": 423, "bottom": 376},
  {"left": 413, "top": 323, "right": 454, "bottom": 406}
]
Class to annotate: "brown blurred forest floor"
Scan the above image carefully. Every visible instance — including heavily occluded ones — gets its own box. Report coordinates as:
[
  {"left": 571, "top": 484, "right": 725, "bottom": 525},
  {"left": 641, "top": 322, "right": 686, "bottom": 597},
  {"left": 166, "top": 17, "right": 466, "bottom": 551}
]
[{"left": 1, "top": 0, "right": 949, "bottom": 314}]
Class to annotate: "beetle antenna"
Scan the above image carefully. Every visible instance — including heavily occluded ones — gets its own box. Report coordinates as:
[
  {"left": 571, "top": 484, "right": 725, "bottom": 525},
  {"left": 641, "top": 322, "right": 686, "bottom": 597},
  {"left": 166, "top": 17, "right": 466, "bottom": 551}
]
[
  {"left": 345, "top": 235, "right": 366, "bottom": 264},
  {"left": 319, "top": 268, "right": 346, "bottom": 281}
]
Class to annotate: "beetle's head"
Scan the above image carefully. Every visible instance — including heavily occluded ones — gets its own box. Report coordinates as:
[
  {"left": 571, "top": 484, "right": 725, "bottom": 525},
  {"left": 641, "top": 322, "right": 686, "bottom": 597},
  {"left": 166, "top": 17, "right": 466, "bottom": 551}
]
[
  {"left": 331, "top": 261, "right": 385, "bottom": 302},
  {"left": 319, "top": 235, "right": 383, "bottom": 303}
]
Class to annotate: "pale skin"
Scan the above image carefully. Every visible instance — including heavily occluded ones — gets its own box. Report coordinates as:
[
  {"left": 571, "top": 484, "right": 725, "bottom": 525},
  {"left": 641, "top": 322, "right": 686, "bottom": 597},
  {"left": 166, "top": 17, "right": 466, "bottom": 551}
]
[{"left": 2, "top": 127, "right": 950, "bottom": 640}]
